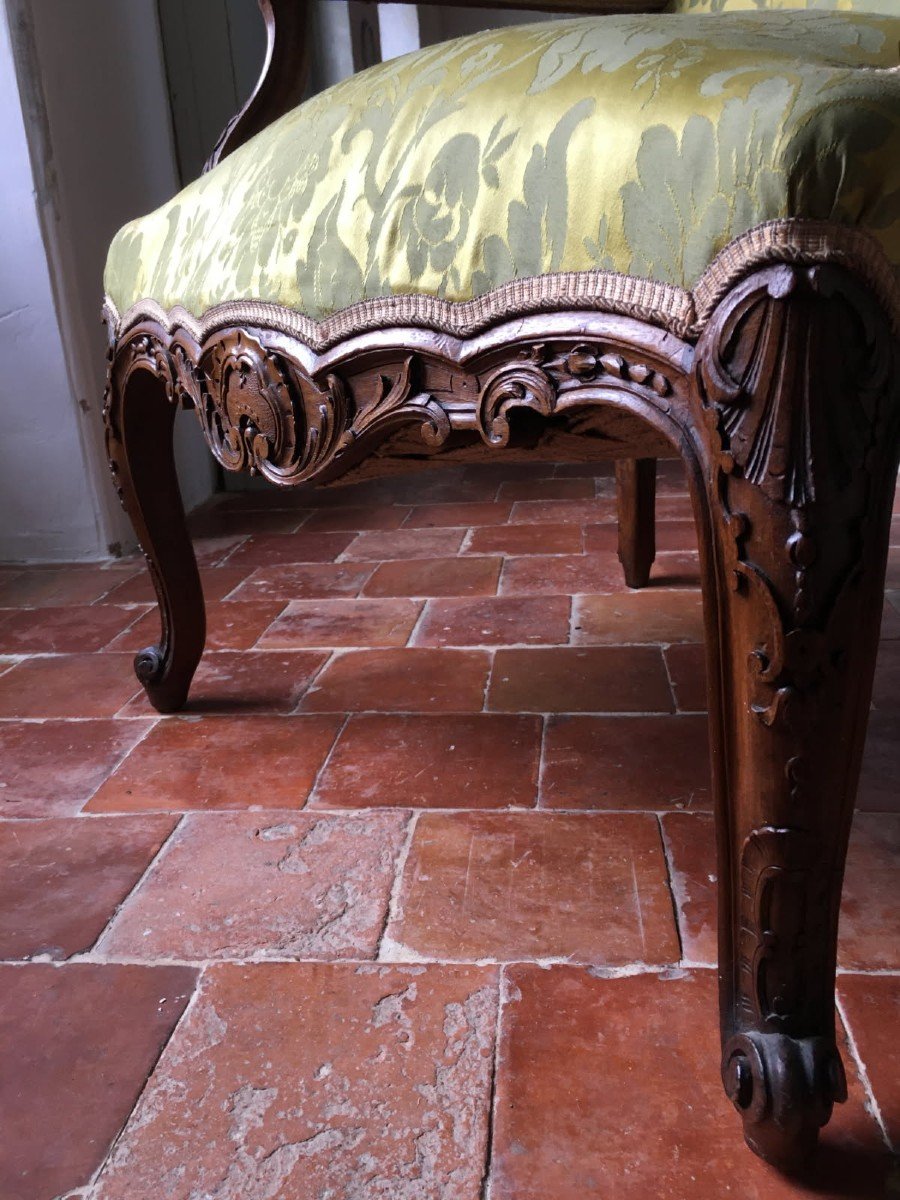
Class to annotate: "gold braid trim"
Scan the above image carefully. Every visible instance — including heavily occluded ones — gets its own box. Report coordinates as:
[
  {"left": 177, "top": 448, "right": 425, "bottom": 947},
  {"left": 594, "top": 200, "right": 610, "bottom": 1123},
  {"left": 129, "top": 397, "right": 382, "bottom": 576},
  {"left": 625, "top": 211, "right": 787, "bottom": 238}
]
[{"left": 105, "top": 219, "right": 900, "bottom": 349}]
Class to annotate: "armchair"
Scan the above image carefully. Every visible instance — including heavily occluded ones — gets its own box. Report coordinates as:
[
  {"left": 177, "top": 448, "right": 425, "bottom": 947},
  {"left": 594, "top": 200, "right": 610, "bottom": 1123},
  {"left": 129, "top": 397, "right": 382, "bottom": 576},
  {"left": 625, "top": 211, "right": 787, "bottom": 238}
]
[{"left": 102, "top": 0, "right": 900, "bottom": 1169}]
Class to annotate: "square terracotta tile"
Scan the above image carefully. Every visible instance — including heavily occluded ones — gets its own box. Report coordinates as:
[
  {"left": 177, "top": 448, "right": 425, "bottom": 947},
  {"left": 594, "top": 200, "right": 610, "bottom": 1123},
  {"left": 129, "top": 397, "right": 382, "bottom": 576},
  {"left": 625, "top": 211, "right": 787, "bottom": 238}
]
[
  {"left": 342, "top": 527, "right": 465, "bottom": 561},
  {"left": 541, "top": 715, "right": 710, "bottom": 810},
  {"left": 404, "top": 501, "right": 513, "bottom": 528},
  {"left": 491, "top": 967, "right": 890, "bottom": 1200},
  {"left": 118, "top": 650, "right": 328, "bottom": 715},
  {"left": 874, "top": 640, "right": 899, "bottom": 710},
  {"left": 857, "top": 709, "right": 900, "bottom": 812},
  {"left": 0, "top": 604, "right": 145, "bottom": 654},
  {"left": 664, "top": 642, "right": 708, "bottom": 711},
  {"left": 87, "top": 715, "right": 341, "bottom": 811},
  {"left": 99, "top": 810, "right": 408, "bottom": 960},
  {"left": 464, "top": 522, "right": 583, "bottom": 556},
  {"left": 839, "top": 812, "right": 900, "bottom": 971},
  {"left": 300, "top": 649, "right": 490, "bottom": 713},
  {"left": 0, "top": 565, "right": 136, "bottom": 608},
  {"left": 499, "top": 553, "right": 627, "bottom": 597},
  {"left": 259, "top": 598, "right": 423, "bottom": 648},
  {"left": 312, "top": 714, "right": 541, "bottom": 809},
  {"left": 101, "top": 565, "right": 250, "bottom": 605},
  {"left": 230, "top": 562, "right": 374, "bottom": 601},
  {"left": 0, "top": 655, "right": 141, "bottom": 718},
  {"left": 363, "top": 556, "right": 501, "bottom": 598},
  {"left": 0, "top": 815, "right": 175, "bottom": 958},
  {"left": 104, "top": 600, "right": 287, "bottom": 652},
  {"left": 302, "top": 504, "right": 411, "bottom": 532},
  {"left": 655, "top": 494, "right": 695, "bottom": 520},
  {"left": 384, "top": 811, "right": 679, "bottom": 964},
  {"left": 584, "top": 518, "right": 698, "bottom": 554},
  {"left": 880, "top": 598, "right": 900, "bottom": 640},
  {"left": 188, "top": 506, "right": 305, "bottom": 537},
  {"left": 220, "top": 530, "right": 356, "bottom": 569},
  {"left": 509, "top": 498, "right": 618, "bottom": 525},
  {"left": 93, "top": 962, "right": 497, "bottom": 1200},
  {"left": 413, "top": 596, "right": 570, "bottom": 646},
  {"left": 573, "top": 590, "right": 705, "bottom": 645},
  {"left": 498, "top": 477, "right": 594, "bottom": 501},
  {"left": 488, "top": 647, "right": 674, "bottom": 713},
  {"left": 0, "top": 719, "right": 154, "bottom": 817},
  {"left": 838, "top": 973, "right": 900, "bottom": 1149},
  {"left": 0, "top": 963, "right": 196, "bottom": 1200},
  {"left": 661, "top": 811, "right": 900, "bottom": 971}
]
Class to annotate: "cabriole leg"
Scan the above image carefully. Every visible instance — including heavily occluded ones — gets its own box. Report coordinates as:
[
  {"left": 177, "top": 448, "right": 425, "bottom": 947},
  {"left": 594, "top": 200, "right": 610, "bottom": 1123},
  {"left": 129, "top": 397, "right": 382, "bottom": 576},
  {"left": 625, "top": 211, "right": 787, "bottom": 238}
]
[
  {"left": 615, "top": 457, "right": 656, "bottom": 588},
  {"left": 105, "top": 338, "right": 205, "bottom": 713},
  {"left": 689, "top": 265, "right": 899, "bottom": 1168}
]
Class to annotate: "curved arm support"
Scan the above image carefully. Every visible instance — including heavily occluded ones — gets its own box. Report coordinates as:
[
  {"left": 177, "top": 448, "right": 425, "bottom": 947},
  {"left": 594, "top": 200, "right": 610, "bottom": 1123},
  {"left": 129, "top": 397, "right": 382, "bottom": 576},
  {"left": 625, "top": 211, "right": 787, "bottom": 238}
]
[{"left": 204, "top": 0, "right": 311, "bottom": 173}]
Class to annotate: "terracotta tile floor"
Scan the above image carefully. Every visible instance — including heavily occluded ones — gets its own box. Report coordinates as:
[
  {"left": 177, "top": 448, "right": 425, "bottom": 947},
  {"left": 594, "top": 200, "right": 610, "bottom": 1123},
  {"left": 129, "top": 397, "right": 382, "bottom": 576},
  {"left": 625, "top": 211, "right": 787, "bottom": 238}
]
[{"left": 1, "top": 459, "right": 898, "bottom": 1199}]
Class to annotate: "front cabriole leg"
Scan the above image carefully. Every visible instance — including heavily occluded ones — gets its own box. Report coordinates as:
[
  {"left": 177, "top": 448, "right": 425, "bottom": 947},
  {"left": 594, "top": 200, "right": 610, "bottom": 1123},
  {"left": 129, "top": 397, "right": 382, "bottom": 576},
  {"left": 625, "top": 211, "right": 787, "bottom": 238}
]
[
  {"left": 105, "top": 332, "right": 206, "bottom": 712},
  {"left": 689, "top": 264, "right": 899, "bottom": 1168}
]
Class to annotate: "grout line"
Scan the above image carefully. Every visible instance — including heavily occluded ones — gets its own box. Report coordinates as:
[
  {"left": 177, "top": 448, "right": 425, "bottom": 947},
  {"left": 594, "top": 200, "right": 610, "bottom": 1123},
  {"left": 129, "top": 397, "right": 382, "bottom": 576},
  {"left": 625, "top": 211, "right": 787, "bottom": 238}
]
[
  {"left": 657, "top": 813, "right": 686, "bottom": 965},
  {"left": 376, "top": 811, "right": 419, "bottom": 961},
  {"left": 0, "top": 805, "right": 718, "bottom": 824},
  {"left": 287, "top": 649, "right": 337, "bottom": 715},
  {"left": 88, "top": 815, "right": 186, "bottom": 956},
  {"left": 480, "top": 963, "right": 506, "bottom": 1200},
  {"left": 303, "top": 713, "right": 350, "bottom": 809},
  {"left": 77, "top": 716, "right": 162, "bottom": 813},
  {"left": 535, "top": 715, "right": 549, "bottom": 810},
  {"left": 835, "top": 992, "right": 894, "bottom": 1152},
  {"left": 660, "top": 644, "right": 680, "bottom": 711},
  {"left": 405, "top": 599, "right": 431, "bottom": 648}
]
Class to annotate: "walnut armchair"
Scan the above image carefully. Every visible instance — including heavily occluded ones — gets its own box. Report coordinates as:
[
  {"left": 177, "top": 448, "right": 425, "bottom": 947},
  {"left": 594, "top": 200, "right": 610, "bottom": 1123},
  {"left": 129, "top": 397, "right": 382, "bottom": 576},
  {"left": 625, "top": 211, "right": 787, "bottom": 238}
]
[{"left": 102, "top": 0, "right": 900, "bottom": 1171}]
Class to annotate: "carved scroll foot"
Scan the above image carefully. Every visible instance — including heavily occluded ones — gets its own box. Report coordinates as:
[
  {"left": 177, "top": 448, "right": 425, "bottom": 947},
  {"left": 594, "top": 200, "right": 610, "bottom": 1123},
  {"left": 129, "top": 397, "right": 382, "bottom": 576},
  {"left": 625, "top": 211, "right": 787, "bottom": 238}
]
[
  {"left": 105, "top": 336, "right": 206, "bottom": 713},
  {"left": 615, "top": 458, "right": 656, "bottom": 588},
  {"left": 688, "top": 264, "right": 900, "bottom": 1168},
  {"left": 722, "top": 1031, "right": 846, "bottom": 1169}
]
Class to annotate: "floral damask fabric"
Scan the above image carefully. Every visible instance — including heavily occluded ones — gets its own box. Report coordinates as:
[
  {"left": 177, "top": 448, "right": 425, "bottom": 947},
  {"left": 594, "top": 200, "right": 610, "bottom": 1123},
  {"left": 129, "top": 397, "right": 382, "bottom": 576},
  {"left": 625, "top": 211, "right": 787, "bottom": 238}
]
[
  {"left": 104, "top": 10, "right": 900, "bottom": 324},
  {"left": 671, "top": 1, "right": 898, "bottom": 12}
]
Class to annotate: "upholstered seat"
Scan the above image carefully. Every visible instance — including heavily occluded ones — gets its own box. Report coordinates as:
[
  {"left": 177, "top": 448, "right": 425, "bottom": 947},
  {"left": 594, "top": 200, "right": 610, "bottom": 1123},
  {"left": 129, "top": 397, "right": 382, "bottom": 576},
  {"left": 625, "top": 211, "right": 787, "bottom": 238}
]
[{"left": 105, "top": 9, "right": 900, "bottom": 340}]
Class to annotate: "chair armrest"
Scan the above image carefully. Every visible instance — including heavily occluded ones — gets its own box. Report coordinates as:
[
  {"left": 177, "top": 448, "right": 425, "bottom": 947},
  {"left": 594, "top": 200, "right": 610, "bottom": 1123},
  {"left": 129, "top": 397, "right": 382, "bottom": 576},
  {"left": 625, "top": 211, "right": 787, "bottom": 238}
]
[
  {"left": 204, "top": 0, "right": 669, "bottom": 173},
  {"left": 204, "top": 0, "right": 311, "bottom": 173}
]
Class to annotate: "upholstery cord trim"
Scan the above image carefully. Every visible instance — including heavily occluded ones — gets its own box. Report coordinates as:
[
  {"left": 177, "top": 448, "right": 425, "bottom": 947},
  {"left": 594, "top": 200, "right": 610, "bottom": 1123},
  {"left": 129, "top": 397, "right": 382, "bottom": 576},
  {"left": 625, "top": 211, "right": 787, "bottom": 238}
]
[{"left": 104, "top": 220, "right": 900, "bottom": 350}]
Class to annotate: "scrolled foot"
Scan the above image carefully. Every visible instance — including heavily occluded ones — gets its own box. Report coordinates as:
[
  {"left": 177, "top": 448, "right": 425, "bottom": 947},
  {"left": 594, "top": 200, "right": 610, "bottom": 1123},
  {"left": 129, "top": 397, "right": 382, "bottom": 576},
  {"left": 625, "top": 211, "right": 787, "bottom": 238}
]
[
  {"left": 133, "top": 645, "right": 192, "bottom": 714},
  {"left": 722, "top": 1032, "right": 847, "bottom": 1170}
]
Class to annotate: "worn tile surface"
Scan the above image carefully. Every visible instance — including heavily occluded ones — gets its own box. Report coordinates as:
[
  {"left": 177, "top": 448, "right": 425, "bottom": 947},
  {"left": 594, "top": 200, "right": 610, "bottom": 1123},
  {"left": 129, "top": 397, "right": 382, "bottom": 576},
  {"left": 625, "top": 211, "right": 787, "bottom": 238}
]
[
  {"left": 385, "top": 811, "right": 680, "bottom": 964},
  {"left": 541, "top": 714, "right": 710, "bottom": 810},
  {"left": 300, "top": 648, "right": 491, "bottom": 713},
  {"left": 99, "top": 811, "right": 407, "bottom": 960},
  {"left": 313, "top": 714, "right": 541, "bottom": 809},
  {"left": 488, "top": 646, "right": 674, "bottom": 713},
  {"left": 490, "top": 967, "right": 891, "bottom": 1200},
  {"left": 0, "top": 719, "right": 152, "bottom": 817},
  {"left": 93, "top": 962, "right": 497, "bottom": 1200},
  {"left": 0, "top": 816, "right": 175, "bottom": 959},
  {"left": 1, "top": 459, "right": 896, "bottom": 1196},
  {"left": 259, "top": 597, "right": 423, "bottom": 648},
  {"left": 0, "top": 963, "right": 196, "bottom": 1200},
  {"left": 88, "top": 715, "right": 341, "bottom": 811}
]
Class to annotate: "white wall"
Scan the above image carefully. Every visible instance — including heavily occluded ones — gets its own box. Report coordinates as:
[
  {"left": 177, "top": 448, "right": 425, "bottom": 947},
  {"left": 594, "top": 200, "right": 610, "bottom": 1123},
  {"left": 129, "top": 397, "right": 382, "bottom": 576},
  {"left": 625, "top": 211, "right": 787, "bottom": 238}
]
[
  {"left": 1, "top": 0, "right": 217, "bottom": 562},
  {"left": 0, "top": 6, "right": 102, "bottom": 562}
]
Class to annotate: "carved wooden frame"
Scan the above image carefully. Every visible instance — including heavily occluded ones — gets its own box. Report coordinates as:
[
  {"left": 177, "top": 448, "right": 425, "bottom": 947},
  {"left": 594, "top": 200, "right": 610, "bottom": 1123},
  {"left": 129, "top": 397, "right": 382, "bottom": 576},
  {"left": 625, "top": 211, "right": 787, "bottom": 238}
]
[{"left": 104, "top": 253, "right": 899, "bottom": 1170}]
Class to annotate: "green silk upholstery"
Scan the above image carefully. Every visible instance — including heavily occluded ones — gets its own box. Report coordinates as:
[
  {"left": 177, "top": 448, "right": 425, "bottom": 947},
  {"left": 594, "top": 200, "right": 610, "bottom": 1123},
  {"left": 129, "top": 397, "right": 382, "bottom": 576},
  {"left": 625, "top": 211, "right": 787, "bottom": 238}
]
[
  {"left": 105, "top": 10, "right": 900, "bottom": 326},
  {"left": 670, "top": 0, "right": 898, "bottom": 12}
]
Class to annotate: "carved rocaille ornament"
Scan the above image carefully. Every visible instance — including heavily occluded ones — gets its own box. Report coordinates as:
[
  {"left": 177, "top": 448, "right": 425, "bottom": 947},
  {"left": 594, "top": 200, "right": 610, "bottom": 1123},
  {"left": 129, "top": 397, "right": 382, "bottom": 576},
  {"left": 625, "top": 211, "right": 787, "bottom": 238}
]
[
  {"left": 103, "top": 261, "right": 899, "bottom": 1172},
  {"left": 691, "top": 263, "right": 900, "bottom": 1164}
]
